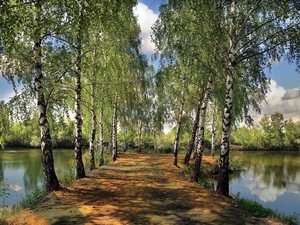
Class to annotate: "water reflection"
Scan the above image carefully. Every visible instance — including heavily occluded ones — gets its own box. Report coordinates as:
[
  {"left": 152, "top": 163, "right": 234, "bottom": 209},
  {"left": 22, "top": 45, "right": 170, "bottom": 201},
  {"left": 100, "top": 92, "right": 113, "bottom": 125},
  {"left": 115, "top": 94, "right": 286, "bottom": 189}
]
[
  {"left": 229, "top": 151, "right": 300, "bottom": 221},
  {"left": 243, "top": 168, "right": 286, "bottom": 202}
]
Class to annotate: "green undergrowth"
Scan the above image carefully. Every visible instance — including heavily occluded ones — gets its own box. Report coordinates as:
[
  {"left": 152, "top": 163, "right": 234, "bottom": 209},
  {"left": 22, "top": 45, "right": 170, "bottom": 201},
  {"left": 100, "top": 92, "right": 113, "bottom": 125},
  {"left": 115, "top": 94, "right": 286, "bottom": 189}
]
[
  {"left": 20, "top": 186, "right": 47, "bottom": 209},
  {"left": 82, "top": 147, "right": 112, "bottom": 169},
  {"left": 20, "top": 167, "right": 78, "bottom": 210},
  {"left": 230, "top": 193, "right": 299, "bottom": 224},
  {"left": 0, "top": 178, "right": 10, "bottom": 224},
  {"left": 59, "top": 168, "right": 76, "bottom": 187}
]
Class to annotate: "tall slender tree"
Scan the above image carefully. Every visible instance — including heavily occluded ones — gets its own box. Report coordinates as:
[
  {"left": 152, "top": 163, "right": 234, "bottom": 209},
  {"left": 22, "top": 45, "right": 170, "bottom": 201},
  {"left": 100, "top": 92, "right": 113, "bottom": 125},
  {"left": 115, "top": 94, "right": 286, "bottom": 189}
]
[
  {"left": 33, "top": 0, "right": 60, "bottom": 191},
  {"left": 0, "top": 0, "right": 62, "bottom": 191},
  {"left": 192, "top": 74, "right": 213, "bottom": 181},
  {"left": 216, "top": 0, "right": 299, "bottom": 196},
  {"left": 112, "top": 92, "right": 118, "bottom": 161}
]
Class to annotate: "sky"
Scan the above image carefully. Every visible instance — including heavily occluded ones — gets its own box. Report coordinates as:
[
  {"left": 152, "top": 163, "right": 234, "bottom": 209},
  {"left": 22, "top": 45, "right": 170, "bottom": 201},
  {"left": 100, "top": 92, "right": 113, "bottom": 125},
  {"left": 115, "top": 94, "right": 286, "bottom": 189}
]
[{"left": 1, "top": 1, "right": 299, "bottom": 125}]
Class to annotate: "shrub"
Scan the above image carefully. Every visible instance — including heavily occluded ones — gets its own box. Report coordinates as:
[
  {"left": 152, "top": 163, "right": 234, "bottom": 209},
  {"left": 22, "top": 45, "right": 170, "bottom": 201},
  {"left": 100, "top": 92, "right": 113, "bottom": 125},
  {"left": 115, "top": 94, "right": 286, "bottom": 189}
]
[{"left": 20, "top": 186, "right": 47, "bottom": 209}]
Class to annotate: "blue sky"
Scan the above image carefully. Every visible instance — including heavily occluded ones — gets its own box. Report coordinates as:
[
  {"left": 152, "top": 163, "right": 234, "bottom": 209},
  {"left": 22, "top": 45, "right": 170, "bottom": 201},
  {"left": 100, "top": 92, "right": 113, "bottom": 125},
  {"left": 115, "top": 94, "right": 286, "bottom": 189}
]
[{"left": 1, "top": 1, "right": 299, "bottom": 124}]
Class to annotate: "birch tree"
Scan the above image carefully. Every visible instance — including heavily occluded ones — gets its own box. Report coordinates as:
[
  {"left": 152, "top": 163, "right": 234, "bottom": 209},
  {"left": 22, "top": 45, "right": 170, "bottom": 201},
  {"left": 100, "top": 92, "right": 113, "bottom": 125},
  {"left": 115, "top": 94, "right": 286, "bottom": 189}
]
[
  {"left": 153, "top": 1, "right": 224, "bottom": 171},
  {"left": 0, "top": 0, "right": 62, "bottom": 192},
  {"left": 216, "top": 0, "right": 299, "bottom": 196},
  {"left": 153, "top": 0, "right": 299, "bottom": 194}
]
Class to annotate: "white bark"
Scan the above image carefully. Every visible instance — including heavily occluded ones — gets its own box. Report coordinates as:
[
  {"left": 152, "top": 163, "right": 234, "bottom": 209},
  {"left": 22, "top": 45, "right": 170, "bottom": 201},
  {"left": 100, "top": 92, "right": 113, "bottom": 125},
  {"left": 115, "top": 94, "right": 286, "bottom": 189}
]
[
  {"left": 192, "top": 74, "right": 213, "bottom": 181},
  {"left": 112, "top": 92, "right": 118, "bottom": 161},
  {"left": 34, "top": 0, "right": 59, "bottom": 192},
  {"left": 217, "top": 1, "right": 236, "bottom": 196}
]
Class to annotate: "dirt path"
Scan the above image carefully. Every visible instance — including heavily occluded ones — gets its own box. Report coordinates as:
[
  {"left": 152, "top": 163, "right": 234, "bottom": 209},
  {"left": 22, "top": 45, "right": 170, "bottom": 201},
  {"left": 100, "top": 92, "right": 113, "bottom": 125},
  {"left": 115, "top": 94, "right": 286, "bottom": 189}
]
[{"left": 5, "top": 153, "right": 282, "bottom": 225}]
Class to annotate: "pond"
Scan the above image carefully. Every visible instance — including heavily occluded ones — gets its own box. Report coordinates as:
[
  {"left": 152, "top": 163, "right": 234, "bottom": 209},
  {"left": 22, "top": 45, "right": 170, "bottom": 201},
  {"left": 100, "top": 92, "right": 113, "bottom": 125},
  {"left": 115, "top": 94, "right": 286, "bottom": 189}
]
[
  {"left": 228, "top": 151, "right": 300, "bottom": 223},
  {"left": 0, "top": 148, "right": 74, "bottom": 209}
]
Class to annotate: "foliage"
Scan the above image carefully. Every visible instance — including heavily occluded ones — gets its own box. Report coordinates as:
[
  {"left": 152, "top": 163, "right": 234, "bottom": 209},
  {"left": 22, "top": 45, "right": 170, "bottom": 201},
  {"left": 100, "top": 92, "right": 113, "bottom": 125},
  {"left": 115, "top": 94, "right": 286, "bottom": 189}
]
[
  {"left": 2, "top": 110, "right": 300, "bottom": 152},
  {"left": 179, "top": 164, "right": 193, "bottom": 178},
  {"left": 0, "top": 177, "right": 10, "bottom": 214},
  {"left": 20, "top": 186, "right": 47, "bottom": 209},
  {"left": 232, "top": 193, "right": 299, "bottom": 223},
  {"left": 0, "top": 101, "right": 10, "bottom": 148},
  {"left": 82, "top": 147, "right": 112, "bottom": 168},
  {"left": 179, "top": 162, "right": 215, "bottom": 190},
  {"left": 231, "top": 112, "right": 300, "bottom": 150},
  {"left": 20, "top": 166, "right": 79, "bottom": 209},
  {"left": 57, "top": 169, "right": 76, "bottom": 188}
]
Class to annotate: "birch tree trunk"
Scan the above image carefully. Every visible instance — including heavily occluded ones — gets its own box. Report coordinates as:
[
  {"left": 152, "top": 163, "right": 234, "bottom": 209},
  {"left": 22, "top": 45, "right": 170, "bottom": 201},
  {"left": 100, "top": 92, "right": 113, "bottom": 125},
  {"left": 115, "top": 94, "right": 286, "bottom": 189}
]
[
  {"left": 89, "top": 48, "right": 97, "bottom": 171},
  {"left": 173, "top": 77, "right": 185, "bottom": 167},
  {"left": 191, "top": 74, "right": 213, "bottom": 182},
  {"left": 184, "top": 99, "right": 201, "bottom": 165},
  {"left": 99, "top": 108, "right": 104, "bottom": 166},
  {"left": 137, "top": 121, "right": 143, "bottom": 153},
  {"left": 34, "top": 0, "right": 59, "bottom": 192},
  {"left": 217, "top": 1, "right": 236, "bottom": 196},
  {"left": 211, "top": 103, "right": 216, "bottom": 158},
  {"left": 89, "top": 111, "right": 96, "bottom": 170},
  {"left": 112, "top": 92, "right": 118, "bottom": 161},
  {"left": 74, "top": 1, "right": 85, "bottom": 179},
  {"left": 216, "top": 64, "right": 234, "bottom": 196},
  {"left": 89, "top": 86, "right": 96, "bottom": 170}
]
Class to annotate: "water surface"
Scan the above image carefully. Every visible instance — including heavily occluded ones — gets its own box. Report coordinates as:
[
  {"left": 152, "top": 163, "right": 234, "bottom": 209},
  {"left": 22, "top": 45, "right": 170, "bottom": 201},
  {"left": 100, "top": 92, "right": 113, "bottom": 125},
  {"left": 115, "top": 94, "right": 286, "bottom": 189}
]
[
  {"left": 229, "top": 151, "right": 300, "bottom": 222},
  {"left": 0, "top": 148, "right": 74, "bottom": 208}
]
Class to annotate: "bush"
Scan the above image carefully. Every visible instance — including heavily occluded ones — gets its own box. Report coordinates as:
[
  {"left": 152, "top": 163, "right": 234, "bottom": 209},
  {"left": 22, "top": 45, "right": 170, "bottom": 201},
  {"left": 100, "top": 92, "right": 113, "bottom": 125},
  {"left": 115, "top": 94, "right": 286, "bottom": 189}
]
[
  {"left": 157, "top": 147, "right": 173, "bottom": 154},
  {"left": 0, "top": 178, "right": 10, "bottom": 213},
  {"left": 20, "top": 186, "right": 47, "bottom": 209},
  {"left": 58, "top": 168, "right": 76, "bottom": 187}
]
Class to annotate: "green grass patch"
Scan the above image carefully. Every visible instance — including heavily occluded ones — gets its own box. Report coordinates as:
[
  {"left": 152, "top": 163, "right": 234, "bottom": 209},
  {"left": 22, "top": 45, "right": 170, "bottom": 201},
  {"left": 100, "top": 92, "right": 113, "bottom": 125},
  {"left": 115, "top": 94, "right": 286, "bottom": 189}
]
[
  {"left": 58, "top": 168, "right": 76, "bottom": 187},
  {"left": 179, "top": 164, "right": 193, "bottom": 178},
  {"left": 232, "top": 193, "right": 299, "bottom": 223},
  {"left": 20, "top": 186, "right": 47, "bottom": 209},
  {"left": 82, "top": 147, "right": 112, "bottom": 169},
  {"left": 20, "top": 166, "right": 78, "bottom": 209}
]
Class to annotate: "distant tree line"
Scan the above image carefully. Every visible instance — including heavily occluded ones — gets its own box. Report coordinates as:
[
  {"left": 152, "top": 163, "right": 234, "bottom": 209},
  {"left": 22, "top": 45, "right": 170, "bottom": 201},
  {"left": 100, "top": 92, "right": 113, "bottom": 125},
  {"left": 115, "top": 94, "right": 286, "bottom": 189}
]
[{"left": 231, "top": 112, "right": 300, "bottom": 151}]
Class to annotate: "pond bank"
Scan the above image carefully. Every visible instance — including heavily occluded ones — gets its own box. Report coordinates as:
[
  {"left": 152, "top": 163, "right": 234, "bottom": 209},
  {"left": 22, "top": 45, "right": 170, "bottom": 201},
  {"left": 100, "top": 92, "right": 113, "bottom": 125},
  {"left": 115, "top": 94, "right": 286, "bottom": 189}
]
[{"left": 5, "top": 153, "right": 290, "bottom": 225}]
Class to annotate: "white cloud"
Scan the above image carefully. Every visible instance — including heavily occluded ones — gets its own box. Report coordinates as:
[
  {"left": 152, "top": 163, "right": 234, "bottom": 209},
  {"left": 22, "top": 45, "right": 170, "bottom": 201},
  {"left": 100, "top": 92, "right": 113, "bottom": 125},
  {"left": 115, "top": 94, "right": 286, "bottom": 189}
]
[
  {"left": 282, "top": 89, "right": 300, "bottom": 100},
  {"left": 251, "top": 80, "right": 300, "bottom": 123},
  {"left": 134, "top": 3, "right": 158, "bottom": 54}
]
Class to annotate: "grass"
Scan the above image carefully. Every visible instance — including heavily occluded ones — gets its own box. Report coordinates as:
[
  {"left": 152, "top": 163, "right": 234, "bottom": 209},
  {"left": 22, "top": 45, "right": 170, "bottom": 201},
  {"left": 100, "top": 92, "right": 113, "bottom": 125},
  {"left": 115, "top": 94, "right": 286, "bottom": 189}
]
[
  {"left": 19, "top": 147, "right": 112, "bottom": 211},
  {"left": 20, "top": 167, "right": 79, "bottom": 210},
  {"left": 0, "top": 178, "right": 11, "bottom": 223},
  {"left": 82, "top": 147, "right": 112, "bottom": 169},
  {"left": 231, "top": 192, "right": 299, "bottom": 223},
  {"left": 58, "top": 168, "right": 76, "bottom": 187},
  {"left": 20, "top": 186, "right": 47, "bottom": 209}
]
